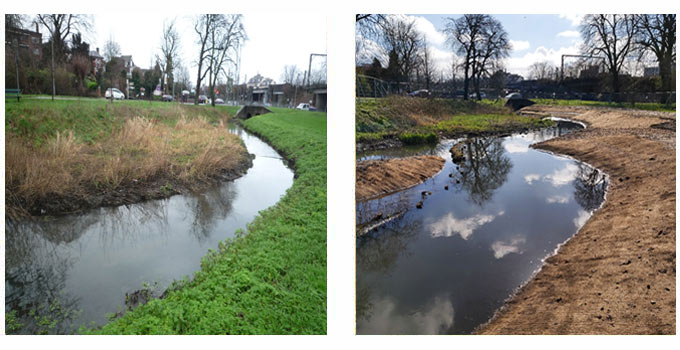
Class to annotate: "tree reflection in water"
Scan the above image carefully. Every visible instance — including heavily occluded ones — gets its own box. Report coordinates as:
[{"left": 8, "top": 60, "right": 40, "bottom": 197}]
[
  {"left": 356, "top": 216, "right": 420, "bottom": 324},
  {"left": 573, "top": 163, "right": 608, "bottom": 212},
  {"left": 5, "top": 220, "right": 81, "bottom": 334},
  {"left": 185, "top": 183, "right": 237, "bottom": 242},
  {"left": 454, "top": 137, "right": 512, "bottom": 207}
]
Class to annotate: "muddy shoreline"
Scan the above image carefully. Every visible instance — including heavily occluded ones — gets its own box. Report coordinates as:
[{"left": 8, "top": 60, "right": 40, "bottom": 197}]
[
  {"left": 8, "top": 154, "right": 254, "bottom": 218},
  {"left": 476, "top": 106, "right": 675, "bottom": 334},
  {"left": 356, "top": 155, "right": 445, "bottom": 202}
]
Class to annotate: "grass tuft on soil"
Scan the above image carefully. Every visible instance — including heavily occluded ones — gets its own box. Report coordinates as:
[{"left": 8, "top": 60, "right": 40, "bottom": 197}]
[
  {"left": 5, "top": 99, "right": 247, "bottom": 217},
  {"left": 88, "top": 108, "right": 327, "bottom": 334},
  {"left": 356, "top": 96, "right": 552, "bottom": 146}
]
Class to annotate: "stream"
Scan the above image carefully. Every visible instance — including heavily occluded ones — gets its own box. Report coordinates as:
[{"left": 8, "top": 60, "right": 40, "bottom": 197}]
[
  {"left": 4, "top": 125, "right": 294, "bottom": 334},
  {"left": 356, "top": 121, "right": 608, "bottom": 335}
]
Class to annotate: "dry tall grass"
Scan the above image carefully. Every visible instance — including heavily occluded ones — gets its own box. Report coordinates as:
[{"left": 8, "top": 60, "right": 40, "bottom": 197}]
[{"left": 6, "top": 116, "right": 248, "bottom": 216}]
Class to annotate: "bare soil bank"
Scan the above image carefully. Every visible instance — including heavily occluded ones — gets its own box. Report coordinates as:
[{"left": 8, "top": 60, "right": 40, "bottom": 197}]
[
  {"left": 477, "top": 106, "right": 675, "bottom": 335},
  {"left": 356, "top": 155, "right": 445, "bottom": 202}
]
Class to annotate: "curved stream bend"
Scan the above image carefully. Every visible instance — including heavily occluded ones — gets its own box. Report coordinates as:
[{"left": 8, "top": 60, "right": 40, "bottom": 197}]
[
  {"left": 5, "top": 125, "right": 294, "bottom": 334},
  {"left": 356, "top": 121, "right": 608, "bottom": 335}
]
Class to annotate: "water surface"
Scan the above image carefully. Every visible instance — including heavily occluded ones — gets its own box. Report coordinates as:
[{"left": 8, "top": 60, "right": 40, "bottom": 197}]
[
  {"left": 5, "top": 126, "right": 294, "bottom": 334},
  {"left": 356, "top": 122, "right": 607, "bottom": 334}
]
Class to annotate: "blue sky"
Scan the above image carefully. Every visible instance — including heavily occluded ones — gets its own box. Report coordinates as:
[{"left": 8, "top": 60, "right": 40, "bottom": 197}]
[{"left": 361, "top": 14, "right": 587, "bottom": 78}]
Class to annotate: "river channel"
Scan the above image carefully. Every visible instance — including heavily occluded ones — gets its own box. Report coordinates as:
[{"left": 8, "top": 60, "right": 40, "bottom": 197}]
[
  {"left": 356, "top": 121, "right": 608, "bottom": 334},
  {"left": 5, "top": 125, "right": 294, "bottom": 334}
]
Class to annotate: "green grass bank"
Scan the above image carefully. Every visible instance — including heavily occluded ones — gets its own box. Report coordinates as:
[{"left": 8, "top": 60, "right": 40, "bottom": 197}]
[
  {"left": 5, "top": 98, "right": 247, "bottom": 217},
  {"left": 356, "top": 96, "right": 552, "bottom": 147},
  {"left": 90, "top": 108, "right": 327, "bottom": 334}
]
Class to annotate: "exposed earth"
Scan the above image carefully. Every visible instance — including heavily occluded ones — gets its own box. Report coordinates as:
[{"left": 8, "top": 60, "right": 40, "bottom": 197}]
[
  {"left": 355, "top": 155, "right": 445, "bottom": 202},
  {"left": 477, "top": 105, "right": 676, "bottom": 334}
]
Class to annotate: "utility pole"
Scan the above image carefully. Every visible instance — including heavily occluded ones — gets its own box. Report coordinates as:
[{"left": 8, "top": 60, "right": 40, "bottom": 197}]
[
  {"left": 305, "top": 53, "right": 327, "bottom": 87},
  {"left": 13, "top": 39, "right": 20, "bottom": 101},
  {"left": 51, "top": 33, "right": 55, "bottom": 101}
]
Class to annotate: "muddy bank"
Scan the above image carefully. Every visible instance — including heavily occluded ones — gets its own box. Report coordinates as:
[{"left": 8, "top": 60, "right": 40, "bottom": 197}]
[
  {"left": 477, "top": 106, "right": 675, "bottom": 335},
  {"left": 356, "top": 155, "right": 445, "bottom": 202},
  {"left": 8, "top": 155, "right": 253, "bottom": 218}
]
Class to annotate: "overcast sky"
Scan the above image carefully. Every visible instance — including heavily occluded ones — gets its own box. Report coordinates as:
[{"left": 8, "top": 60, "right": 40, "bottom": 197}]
[
  {"left": 40, "top": 13, "right": 327, "bottom": 85},
  {"left": 357, "top": 14, "right": 631, "bottom": 79}
]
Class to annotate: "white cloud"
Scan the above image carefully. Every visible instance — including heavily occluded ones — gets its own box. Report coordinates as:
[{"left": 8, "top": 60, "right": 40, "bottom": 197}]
[
  {"left": 510, "top": 40, "right": 530, "bottom": 51},
  {"left": 544, "top": 163, "right": 579, "bottom": 187},
  {"left": 504, "top": 140, "right": 530, "bottom": 153},
  {"left": 491, "top": 236, "right": 527, "bottom": 259},
  {"left": 573, "top": 209, "right": 591, "bottom": 229},
  {"left": 559, "top": 14, "right": 584, "bottom": 27},
  {"left": 506, "top": 42, "right": 582, "bottom": 78},
  {"left": 408, "top": 15, "right": 447, "bottom": 46},
  {"left": 359, "top": 296, "right": 454, "bottom": 334},
  {"left": 524, "top": 174, "right": 541, "bottom": 185},
  {"left": 546, "top": 195, "right": 570, "bottom": 204},
  {"left": 557, "top": 30, "right": 580, "bottom": 38},
  {"left": 429, "top": 211, "right": 503, "bottom": 240}
]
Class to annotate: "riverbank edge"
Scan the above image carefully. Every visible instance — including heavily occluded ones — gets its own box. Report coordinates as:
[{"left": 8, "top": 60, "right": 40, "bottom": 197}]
[
  {"left": 356, "top": 118, "right": 553, "bottom": 153},
  {"left": 89, "top": 110, "right": 326, "bottom": 334},
  {"left": 8, "top": 152, "right": 254, "bottom": 219},
  {"left": 475, "top": 108, "right": 675, "bottom": 334}
]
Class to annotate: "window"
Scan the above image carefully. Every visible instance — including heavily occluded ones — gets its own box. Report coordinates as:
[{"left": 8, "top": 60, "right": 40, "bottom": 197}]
[
  {"left": 33, "top": 48, "right": 40, "bottom": 55},
  {"left": 31, "top": 37, "right": 39, "bottom": 44}
]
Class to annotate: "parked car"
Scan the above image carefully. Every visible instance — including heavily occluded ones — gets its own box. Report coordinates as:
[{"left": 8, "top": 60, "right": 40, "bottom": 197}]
[
  {"left": 296, "top": 103, "right": 317, "bottom": 111},
  {"left": 505, "top": 92, "right": 522, "bottom": 100},
  {"left": 214, "top": 98, "right": 224, "bottom": 104},
  {"left": 162, "top": 94, "right": 174, "bottom": 102},
  {"left": 408, "top": 89, "right": 431, "bottom": 98},
  {"left": 469, "top": 92, "right": 487, "bottom": 99},
  {"left": 198, "top": 95, "right": 208, "bottom": 104},
  {"left": 105, "top": 88, "right": 125, "bottom": 100}
]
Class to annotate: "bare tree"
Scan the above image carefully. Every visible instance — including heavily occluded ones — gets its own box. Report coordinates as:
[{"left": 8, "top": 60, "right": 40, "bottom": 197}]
[
  {"left": 36, "top": 14, "right": 93, "bottom": 61},
  {"left": 102, "top": 35, "right": 121, "bottom": 62},
  {"left": 381, "top": 16, "right": 424, "bottom": 85},
  {"left": 281, "top": 65, "right": 300, "bottom": 85},
  {"left": 157, "top": 19, "right": 180, "bottom": 95},
  {"left": 581, "top": 14, "right": 639, "bottom": 93},
  {"left": 529, "top": 61, "right": 556, "bottom": 80},
  {"left": 445, "top": 15, "right": 510, "bottom": 100},
  {"left": 103, "top": 36, "right": 121, "bottom": 103},
  {"left": 356, "top": 14, "right": 387, "bottom": 56},
  {"left": 206, "top": 14, "right": 246, "bottom": 107},
  {"left": 444, "top": 15, "right": 485, "bottom": 100},
  {"left": 636, "top": 14, "right": 676, "bottom": 93},
  {"left": 418, "top": 35, "right": 435, "bottom": 90},
  {"left": 193, "top": 14, "right": 217, "bottom": 105}
]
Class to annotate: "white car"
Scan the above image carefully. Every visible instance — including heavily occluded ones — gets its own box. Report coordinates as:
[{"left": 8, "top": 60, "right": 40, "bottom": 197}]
[
  {"left": 295, "top": 103, "right": 317, "bottom": 111},
  {"left": 505, "top": 92, "right": 522, "bottom": 100},
  {"left": 105, "top": 88, "right": 125, "bottom": 100}
]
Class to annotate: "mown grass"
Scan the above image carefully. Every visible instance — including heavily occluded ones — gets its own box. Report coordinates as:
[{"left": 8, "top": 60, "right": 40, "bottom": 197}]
[
  {"left": 5, "top": 98, "right": 246, "bottom": 217},
  {"left": 89, "top": 109, "right": 327, "bottom": 334},
  {"left": 356, "top": 96, "right": 550, "bottom": 145}
]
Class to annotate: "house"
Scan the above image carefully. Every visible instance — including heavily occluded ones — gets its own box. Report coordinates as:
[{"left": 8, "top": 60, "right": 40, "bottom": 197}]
[
  {"left": 4, "top": 22, "right": 43, "bottom": 60},
  {"left": 89, "top": 48, "right": 104, "bottom": 75}
]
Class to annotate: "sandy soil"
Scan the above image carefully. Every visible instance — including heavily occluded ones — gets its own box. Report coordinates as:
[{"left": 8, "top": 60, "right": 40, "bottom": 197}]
[
  {"left": 356, "top": 155, "right": 445, "bottom": 202},
  {"left": 477, "top": 105, "right": 675, "bottom": 335}
]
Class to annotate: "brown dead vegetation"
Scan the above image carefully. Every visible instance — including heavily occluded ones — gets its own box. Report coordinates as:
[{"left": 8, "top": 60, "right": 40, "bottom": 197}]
[{"left": 6, "top": 117, "right": 249, "bottom": 217}]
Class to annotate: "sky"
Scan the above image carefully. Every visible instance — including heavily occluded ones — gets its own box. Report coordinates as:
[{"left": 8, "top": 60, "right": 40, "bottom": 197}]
[
  {"left": 36, "top": 13, "right": 327, "bottom": 86},
  {"left": 358, "top": 14, "right": 594, "bottom": 79}
]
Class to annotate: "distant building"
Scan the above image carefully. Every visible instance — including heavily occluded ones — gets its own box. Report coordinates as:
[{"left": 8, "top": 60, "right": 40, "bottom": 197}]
[
  {"left": 4, "top": 22, "right": 43, "bottom": 60},
  {"left": 89, "top": 48, "right": 104, "bottom": 75}
]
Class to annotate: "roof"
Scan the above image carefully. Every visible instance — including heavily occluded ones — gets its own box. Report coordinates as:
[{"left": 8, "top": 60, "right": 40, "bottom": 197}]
[{"left": 89, "top": 50, "right": 103, "bottom": 59}]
